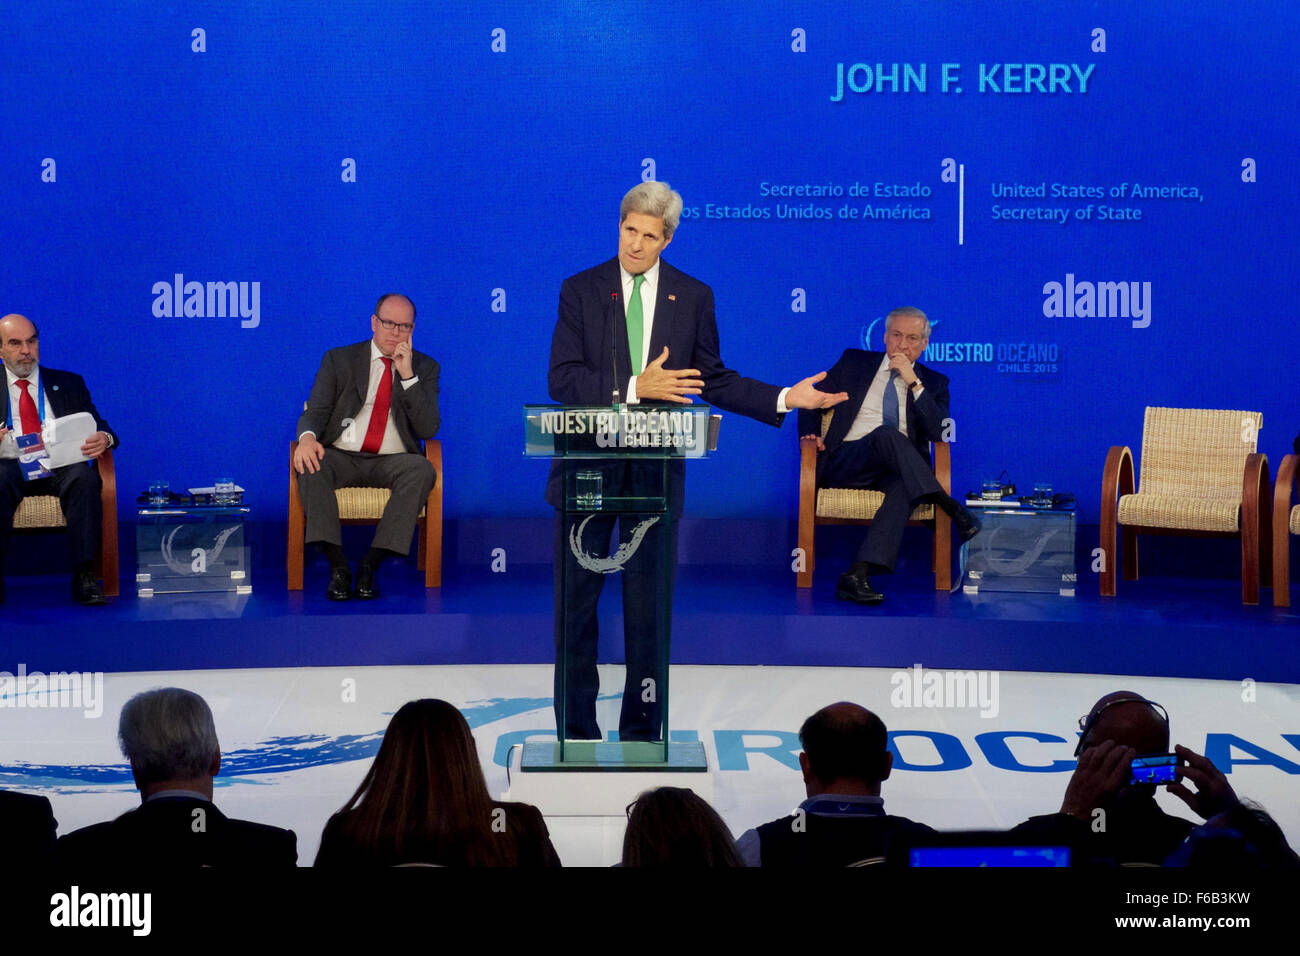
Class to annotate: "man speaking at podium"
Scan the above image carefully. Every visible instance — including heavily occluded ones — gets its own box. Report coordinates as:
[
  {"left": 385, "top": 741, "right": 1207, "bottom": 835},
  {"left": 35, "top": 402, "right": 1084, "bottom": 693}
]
[{"left": 546, "top": 181, "right": 846, "bottom": 741}]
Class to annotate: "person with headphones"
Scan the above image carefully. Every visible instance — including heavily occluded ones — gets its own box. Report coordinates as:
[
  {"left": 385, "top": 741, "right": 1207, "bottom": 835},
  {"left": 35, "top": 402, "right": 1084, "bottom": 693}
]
[{"left": 1010, "top": 691, "right": 1201, "bottom": 865}]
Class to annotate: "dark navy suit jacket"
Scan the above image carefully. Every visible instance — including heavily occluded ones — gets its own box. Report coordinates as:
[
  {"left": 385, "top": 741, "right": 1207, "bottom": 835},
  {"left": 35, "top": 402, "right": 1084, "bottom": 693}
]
[
  {"left": 2, "top": 366, "right": 117, "bottom": 449},
  {"left": 797, "top": 349, "right": 947, "bottom": 480},
  {"left": 56, "top": 796, "right": 297, "bottom": 868},
  {"left": 545, "top": 257, "right": 784, "bottom": 516},
  {"left": 0, "top": 790, "right": 57, "bottom": 864}
]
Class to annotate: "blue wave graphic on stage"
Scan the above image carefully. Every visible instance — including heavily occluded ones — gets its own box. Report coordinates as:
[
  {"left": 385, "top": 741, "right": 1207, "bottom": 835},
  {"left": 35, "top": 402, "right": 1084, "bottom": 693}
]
[{"left": 0, "top": 695, "right": 563, "bottom": 793}]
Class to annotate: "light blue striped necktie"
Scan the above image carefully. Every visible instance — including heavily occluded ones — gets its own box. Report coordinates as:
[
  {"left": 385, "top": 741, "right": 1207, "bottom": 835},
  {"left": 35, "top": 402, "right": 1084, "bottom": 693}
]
[{"left": 882, "top": 370, "right": 900, "bottom": 431}]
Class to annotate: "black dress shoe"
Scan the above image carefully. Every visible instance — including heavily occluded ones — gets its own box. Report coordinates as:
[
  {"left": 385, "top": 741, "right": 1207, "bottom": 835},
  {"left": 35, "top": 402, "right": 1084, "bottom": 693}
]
[
  {"left": 954, "top": 507, "right": 982, "bottom": 543},
  {"left": 326, "top": 566, "right": 352, "bottom": 601},
  {"left": 71, "top": 569, "right": 107, "bottom": 606},
  {"left": 354, "top": 563, "right": 380, "bottom": 600},
  {"left": 836, "top": 568, "right": 885, "bottom": 605}
]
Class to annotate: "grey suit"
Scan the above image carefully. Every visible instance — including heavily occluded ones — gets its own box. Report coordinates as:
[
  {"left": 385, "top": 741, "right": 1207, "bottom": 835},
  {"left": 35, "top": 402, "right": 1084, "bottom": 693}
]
[{"left": 296, "top": 341, "right": 440, "bottom": 555}]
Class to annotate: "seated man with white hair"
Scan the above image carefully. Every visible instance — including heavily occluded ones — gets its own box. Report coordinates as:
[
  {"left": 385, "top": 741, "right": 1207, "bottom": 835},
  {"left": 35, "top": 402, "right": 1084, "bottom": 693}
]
[
  {"left": 799, "top": 307, "right": 980, "bottom": 604},
  {"left": 57, "top": 687, "right": 297, "bottom": 868}
]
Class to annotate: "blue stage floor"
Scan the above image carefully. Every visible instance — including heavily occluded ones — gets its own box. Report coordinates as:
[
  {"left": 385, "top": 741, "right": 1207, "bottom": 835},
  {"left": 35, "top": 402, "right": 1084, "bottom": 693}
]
[{"left": 4, "top": 559, "right": 1296, "bottom": 684}]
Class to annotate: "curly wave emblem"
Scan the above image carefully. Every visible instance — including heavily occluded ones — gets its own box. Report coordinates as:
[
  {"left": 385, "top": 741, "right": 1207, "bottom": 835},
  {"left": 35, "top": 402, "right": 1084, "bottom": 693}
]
[
  {"left": 568, "top": 514, "right": 660, "bottom": 573},
  {"left": 161, "top": 525, "right": 239, "bottom": 574},
  {"left": 979, "top": 527, "right": 1061, "bottom": 576}
]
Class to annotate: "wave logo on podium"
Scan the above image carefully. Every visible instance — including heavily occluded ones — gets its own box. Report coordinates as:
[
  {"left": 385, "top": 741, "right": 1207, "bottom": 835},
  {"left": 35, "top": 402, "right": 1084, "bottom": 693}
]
[
  {"left": 568, "top": 514, "right": 659, "bottom": 573},
  {"left": 160, "top": 525, "right": 239, "bottom": 574},
  {"left": 973, "top": 526, "right": 1064, "bottom": 576}
]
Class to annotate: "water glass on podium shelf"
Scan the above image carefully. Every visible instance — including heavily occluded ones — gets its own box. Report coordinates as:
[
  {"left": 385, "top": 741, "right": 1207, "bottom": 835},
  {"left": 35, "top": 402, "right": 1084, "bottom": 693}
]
[
  {"left": 575, "top": 469, "right": 602, "bottom": 510},
  {"left": 213, "top": 478, "right": 237, "bottom": 505},
  {"left": 148, "top": 479, "right": 169, "bottom": 507}
]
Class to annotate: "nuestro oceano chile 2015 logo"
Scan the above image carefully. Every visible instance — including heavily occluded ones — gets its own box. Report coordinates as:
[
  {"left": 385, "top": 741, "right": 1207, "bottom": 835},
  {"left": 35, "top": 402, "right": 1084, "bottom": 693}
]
[{"left": 861, "top": 316, "right": 1061, "bottom": 376}]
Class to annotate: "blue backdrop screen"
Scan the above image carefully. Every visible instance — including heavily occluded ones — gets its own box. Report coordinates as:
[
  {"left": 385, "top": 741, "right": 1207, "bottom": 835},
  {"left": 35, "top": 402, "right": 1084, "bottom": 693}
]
[{"left": 4, "top": 3, "right": 1296, "bottom": 529}]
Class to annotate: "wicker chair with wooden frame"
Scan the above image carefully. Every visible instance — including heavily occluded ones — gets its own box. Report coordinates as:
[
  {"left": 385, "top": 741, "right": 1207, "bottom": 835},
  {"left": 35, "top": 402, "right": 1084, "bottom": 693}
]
[
  {"left": 1100, "top": 406, "right": 1269, "bottom": 605},
  {"left": 10, "top": 448, "right": 119, "bottom": 596},
  {"left": 287, "top": 440, "right": 442, "bottom": 590},
  {"left": 797, "top": 411, "right": 952, "bottom": 590},
  {"left": 1272, "top": 454, "right": 1298, "bottom": 608}
]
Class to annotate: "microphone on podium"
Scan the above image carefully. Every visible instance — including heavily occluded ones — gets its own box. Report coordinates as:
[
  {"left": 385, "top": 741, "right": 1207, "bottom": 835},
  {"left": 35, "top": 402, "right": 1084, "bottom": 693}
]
[{"left": 608, "top": 290, "right": 622, "bottom": 407}]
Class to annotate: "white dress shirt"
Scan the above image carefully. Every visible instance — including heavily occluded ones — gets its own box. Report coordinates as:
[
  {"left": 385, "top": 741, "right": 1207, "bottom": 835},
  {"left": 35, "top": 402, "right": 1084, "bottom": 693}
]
[
  {"left": 843, "top": 355, "right": 914, "bottom": 442},
  {"left": 3, "top": 364, "right": 114, "bottom": 460},
  {"left": 305, "top": 342, "right": 419, "bottom": 454},
  {"left": 621, "top": 260, "right": 790, "bottom": 412},
  {"left": 3, "top": 365, "right": 52, "bottom": 459}
]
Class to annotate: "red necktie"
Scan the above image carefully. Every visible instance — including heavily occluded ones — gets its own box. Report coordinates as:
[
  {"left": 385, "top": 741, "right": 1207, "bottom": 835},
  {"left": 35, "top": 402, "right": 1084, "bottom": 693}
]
[
  {"left": 360, "top": 357, "right": 394, "bottom": 454},
  {"left": 16, "top": 379, "right": 41, "bottom": 435}
]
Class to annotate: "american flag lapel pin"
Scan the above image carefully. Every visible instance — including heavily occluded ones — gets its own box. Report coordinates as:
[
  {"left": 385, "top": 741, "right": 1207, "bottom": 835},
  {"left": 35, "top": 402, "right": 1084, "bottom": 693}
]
[{"left": 667, "top": 294, "right": 676, "bottom": 301}]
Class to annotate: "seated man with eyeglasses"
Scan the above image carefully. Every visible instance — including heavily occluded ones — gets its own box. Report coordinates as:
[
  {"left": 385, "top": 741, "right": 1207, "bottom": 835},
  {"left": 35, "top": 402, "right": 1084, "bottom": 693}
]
[
  {"left": 293, "top": 294, "right": 439, "bottom": 600},
  {"left": 799, "top": 306, "right": 979, "bottom": 604},
  {"left": 1009, "top": 691, "right": 1199, "bottom": 866}
]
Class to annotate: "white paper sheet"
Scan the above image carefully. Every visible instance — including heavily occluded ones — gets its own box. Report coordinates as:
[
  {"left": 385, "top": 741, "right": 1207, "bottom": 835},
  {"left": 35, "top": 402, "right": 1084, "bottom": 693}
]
[{"left": 40, "top": 412, "right": 98, "bottom": 468}]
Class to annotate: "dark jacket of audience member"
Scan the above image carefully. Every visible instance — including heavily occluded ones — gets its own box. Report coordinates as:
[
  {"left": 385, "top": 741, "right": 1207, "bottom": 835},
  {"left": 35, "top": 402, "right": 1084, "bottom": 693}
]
[
  {"left": 56, "top": 687, "right": 297, "bottom": 868},
  {"left": 621, "top": 787, "right": 743, "bottom": 867},
  {"left": 1012, "top": 789, "right": 1194, "bottom": 867},
  {"left": 1165, "top": 802, "right": 1300, "bottom": 868},
  {"left": 314, "top": 698, "right": 560, "bottom": 867},
  {"left": 1, "top": 789, "right": 57, "bottom": 865},
  {"left": 59, "top": 799, "right": 297, "bottom": 868},
  {"left": 737, "top": 702, "right": 934, "bottom": 866},
  {"left": 1011, "top": 692, "right": 1191, "bottom": 866}
]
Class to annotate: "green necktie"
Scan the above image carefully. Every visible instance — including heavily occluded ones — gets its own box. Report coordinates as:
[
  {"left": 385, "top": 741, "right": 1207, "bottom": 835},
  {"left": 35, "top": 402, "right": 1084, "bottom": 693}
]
[{"left": 626, "top": 273, "right": 646, "bottom": 375}]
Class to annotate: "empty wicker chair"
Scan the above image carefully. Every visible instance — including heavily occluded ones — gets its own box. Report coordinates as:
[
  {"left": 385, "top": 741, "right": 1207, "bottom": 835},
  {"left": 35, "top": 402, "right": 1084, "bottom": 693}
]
[
  {"left": 1272, "top": 454, "right": 1298, "bottom": 608},
  {"left": 797, "top": 411, "right": 951, "bottom": 590},
  {"left": 1101, "top": 407, "right": 1268, "bottom": 605},
  {"left": 287, "top": 439, "right": 442, "bottom": 589}
]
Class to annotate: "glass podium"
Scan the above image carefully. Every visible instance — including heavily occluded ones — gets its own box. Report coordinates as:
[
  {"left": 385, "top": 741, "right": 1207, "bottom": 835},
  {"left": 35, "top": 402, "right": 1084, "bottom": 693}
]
[
  {"left": 962, "top": 504, "right": 1077, "bottom": 597},
  {"left": 136, "top": 504, "right": 252, "bottom": 597},
  {"left": 522, "top": 404, "right": 717, "bottom": 771}
]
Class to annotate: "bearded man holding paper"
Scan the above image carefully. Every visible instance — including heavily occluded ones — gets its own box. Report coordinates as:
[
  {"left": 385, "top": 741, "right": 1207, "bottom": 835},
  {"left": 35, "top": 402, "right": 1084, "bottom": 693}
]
[{"left": 0, "top": 313, "right": 118, "bottom": 606}]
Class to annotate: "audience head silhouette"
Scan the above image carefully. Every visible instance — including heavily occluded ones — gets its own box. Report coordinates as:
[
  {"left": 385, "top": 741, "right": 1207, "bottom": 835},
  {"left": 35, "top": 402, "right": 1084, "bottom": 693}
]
[
  {"left": 316, "top": 698, "right": 559, "bottom": 867},
  {"left": 799, "top": 701, "right": 892, "bottom": 796},
  {"left": 119, "top": 687, "right": 221, "bottom": 799},
  {"left": 1074, "top": 690, "right": 1169, "bottom": 757},
  {"left": 622, "top": 787, "right": 742, "bottom": 867}
]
